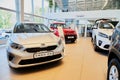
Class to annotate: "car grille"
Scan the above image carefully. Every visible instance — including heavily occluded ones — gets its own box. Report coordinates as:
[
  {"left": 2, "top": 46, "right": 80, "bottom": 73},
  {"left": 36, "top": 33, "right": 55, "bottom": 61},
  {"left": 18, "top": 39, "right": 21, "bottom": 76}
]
[
  {"left": 25, "top": 45, "right": 57, "bottom": 53},
  {"left": 19, "top": 54, "right": 62, "bottom": 65}
]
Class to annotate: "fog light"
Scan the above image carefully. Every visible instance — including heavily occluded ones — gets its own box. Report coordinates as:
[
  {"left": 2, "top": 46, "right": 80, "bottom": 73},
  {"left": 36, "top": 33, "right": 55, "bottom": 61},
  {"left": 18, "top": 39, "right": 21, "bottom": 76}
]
[{"left": 98, "top": 40, "right": 102, "bottom": 46}]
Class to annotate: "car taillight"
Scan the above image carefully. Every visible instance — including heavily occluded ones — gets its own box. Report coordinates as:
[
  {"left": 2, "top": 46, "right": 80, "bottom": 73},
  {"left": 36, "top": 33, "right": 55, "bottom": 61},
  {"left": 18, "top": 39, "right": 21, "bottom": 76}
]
[{"left": 65, "top": 31, "right": 76, "bottom": 35}]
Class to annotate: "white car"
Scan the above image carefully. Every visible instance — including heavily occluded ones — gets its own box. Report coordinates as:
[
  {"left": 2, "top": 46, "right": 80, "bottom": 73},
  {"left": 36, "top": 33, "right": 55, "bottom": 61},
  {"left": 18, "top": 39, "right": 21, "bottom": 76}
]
[
  {"left": 92, "top": 20, "right": 115, "bottom": 51},
  {"left": 0, "top": 29, "right": 11, "bottom": 38},
  {"left": 6, "top": 22, "right": 64, "bottom": 68}
]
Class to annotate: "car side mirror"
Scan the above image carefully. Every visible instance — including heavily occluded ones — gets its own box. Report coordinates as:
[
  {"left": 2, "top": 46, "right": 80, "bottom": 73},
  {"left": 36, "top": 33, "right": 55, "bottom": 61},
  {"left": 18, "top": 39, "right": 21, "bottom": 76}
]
[
  {"left": 50, "top": 27, "right": 54, "bottom": 30},
  {"left": 50, "top": 28, "right": 54, "bottom": 33}
]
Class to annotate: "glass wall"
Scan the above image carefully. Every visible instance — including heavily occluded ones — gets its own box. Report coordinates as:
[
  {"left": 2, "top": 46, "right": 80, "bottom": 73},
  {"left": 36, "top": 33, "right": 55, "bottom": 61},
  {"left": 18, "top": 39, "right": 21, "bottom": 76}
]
[
  {"left": 0, "top": 10, "right": 16, "bottom": 29},
  {"left": 0, "top": 0, "right": 50, "bottom": 29},
  {"left": 34, "top": 0, "right": 42, "bottom": 15},
  {"left": 0, "top": 0, "right": 16, "bottom": 29},
  {"left": 0, "top": 0, "right": 15, "bottom": 10},
  {"left": 24, "top": 0, "right": 32, "bottom": 13}
]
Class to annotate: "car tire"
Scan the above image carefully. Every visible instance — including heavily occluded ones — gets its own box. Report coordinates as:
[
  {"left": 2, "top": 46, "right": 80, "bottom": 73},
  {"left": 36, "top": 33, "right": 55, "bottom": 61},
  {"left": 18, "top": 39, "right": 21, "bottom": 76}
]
[
  {"left": 107, "top": 58, "right": 120, "bottom": 80},
  {"left": 93, "top": 38, "right": 99, "bottom": 51},
  {"left": 91, "top": 38, "right": 93, "bottom": 42}
]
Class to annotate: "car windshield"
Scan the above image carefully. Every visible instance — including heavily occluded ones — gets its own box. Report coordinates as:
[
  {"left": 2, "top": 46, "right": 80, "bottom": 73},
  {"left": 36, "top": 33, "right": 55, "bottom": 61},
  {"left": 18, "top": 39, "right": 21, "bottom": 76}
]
[
  {"left": 51, "top": 23, "right": 67, "bottom": 28},
  {"left": 14, "top": 24, "right": 51, "bottom": 33},
  {"left": 99, "top": 23, "right": 113, "bottom": 29}
]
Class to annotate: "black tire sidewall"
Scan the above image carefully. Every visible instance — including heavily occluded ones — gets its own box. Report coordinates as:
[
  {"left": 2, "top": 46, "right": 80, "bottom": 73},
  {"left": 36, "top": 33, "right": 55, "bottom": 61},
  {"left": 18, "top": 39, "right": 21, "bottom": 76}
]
[
  {"left": 107, "top": 58, "right": 120, "bottom": 80},
  {"left": 93, "top": 38, "right": 99, "bottom": 51}
]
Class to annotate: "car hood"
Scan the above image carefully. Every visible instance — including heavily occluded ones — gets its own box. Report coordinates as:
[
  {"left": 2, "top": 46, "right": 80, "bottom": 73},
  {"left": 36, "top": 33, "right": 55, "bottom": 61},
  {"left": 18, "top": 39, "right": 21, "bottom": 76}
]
[
  {"left": 10, "top": 33, "right": 58, "bottom": 45},
  {"left": 99, "top": 29, "right": 113, "bottom": 36}
]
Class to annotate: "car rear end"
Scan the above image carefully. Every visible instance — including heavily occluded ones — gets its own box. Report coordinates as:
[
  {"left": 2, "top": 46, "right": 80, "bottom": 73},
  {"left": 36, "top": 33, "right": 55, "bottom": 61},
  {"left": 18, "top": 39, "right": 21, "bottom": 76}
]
[{"left": 63, "top": 29, "right": 77, "bottom": 43}]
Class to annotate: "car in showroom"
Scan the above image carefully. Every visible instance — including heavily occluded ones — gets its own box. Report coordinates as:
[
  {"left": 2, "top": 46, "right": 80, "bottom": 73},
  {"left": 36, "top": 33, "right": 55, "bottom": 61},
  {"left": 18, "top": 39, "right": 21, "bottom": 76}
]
[
  {"left": 0, "top": 29, "right": 11, "bottom": 39},
  {"left": 50, "top": 22, "right": 77, "bottom": 43},
  {"left": 6, "top": 22, "right": 64, "bottom": 68},
  {"left": 92, "top": 19, "right": 118, "bottom": 51},
  {"left": 107, "top": 22, "right": 120, "bottom": 80}
]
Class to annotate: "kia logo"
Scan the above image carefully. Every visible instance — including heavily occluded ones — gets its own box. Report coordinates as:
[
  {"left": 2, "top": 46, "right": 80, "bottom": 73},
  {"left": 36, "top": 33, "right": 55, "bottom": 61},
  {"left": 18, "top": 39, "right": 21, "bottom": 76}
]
[{"left": 41, "top": 43, "right": 45, "bottom": 46}]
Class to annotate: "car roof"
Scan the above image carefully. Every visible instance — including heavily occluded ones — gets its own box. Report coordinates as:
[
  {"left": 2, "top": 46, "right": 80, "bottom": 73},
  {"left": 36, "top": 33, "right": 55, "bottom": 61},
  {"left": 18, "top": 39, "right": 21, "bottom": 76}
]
[
  {"left": 95, "top": 19, "right": 119, "bottom": 27},
  {"left": 95, "top": 18, "right": 112, "bottom": 23},
  {"left": 16, "top": 22, "right": 44, "bottom": 25}
]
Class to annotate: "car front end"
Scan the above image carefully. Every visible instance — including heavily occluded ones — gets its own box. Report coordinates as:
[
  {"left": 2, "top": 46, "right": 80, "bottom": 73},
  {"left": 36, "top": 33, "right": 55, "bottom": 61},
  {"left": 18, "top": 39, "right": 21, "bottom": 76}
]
[
  {"left": 96, "top": 31, "right": 112, "bottom": 50},
  {"left": 6, "top": 34, "right": 64, "bottom": 68}
]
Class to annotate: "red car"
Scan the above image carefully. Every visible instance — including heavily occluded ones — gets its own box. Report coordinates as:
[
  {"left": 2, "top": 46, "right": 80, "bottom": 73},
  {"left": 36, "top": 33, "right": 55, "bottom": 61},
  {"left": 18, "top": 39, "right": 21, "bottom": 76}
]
[{"left": 50, "top": 22, "right": 77, "bottom": 43}]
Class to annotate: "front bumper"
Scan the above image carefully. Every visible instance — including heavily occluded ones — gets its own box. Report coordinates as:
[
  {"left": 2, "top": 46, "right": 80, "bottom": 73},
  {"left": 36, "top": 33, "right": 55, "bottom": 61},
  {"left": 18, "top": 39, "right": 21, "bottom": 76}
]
[
  {"left": 6, "top": 44, "right": 64, "bottom": 68},
  {"left": 96, "top": 36, "right": 111, "bottom": 50}
]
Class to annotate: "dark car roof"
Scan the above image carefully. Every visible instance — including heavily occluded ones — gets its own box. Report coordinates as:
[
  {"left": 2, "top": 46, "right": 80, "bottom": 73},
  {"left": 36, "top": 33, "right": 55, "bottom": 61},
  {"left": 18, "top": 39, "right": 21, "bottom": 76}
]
[{"left": 95, "top": 18, "right": 112, "bottom": 23}]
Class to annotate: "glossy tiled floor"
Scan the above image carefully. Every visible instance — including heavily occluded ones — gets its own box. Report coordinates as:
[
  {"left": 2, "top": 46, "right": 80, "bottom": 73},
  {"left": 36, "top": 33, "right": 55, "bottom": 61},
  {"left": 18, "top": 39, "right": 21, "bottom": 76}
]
[{"left": 0, "top": 38, "right": 107, "bottom": 80}]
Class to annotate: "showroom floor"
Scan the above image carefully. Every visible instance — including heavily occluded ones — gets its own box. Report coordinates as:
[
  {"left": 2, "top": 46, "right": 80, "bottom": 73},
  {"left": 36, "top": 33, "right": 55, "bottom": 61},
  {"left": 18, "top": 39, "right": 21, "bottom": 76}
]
[{"left": 0, "top": 38, "right": 108, "bottom": 80}]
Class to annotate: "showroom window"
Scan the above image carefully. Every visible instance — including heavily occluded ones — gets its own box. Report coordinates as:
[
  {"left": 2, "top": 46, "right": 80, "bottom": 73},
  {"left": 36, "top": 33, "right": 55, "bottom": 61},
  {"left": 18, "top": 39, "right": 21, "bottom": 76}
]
[
  {"left": 34, "top": 0, "right": 42, "bottom": 15},
  {"left": 0, "top": 10, "right": 16, "bottom": 29},
  {"left": 24, "top": 0, "right": 32, "bottom": 13},
  {"left": 0, "top": 0, "right": 15, "bottom": 10}
]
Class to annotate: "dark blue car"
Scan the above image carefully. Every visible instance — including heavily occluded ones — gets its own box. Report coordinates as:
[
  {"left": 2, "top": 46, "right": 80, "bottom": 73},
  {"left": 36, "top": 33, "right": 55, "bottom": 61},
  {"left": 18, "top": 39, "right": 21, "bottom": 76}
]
[{"left": 107, "top": 22, "right": 120, "bottom": 80}]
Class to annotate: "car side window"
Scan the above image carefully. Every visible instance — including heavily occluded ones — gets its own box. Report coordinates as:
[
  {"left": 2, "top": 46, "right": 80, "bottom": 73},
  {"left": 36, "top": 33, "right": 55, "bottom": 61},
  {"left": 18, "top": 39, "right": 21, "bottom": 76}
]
[
  {"left": 99, "top": 22, "right": 103, "bottom": 28},
  {"left": 14, "top": 24, "right": 24, "bottom": 33}
]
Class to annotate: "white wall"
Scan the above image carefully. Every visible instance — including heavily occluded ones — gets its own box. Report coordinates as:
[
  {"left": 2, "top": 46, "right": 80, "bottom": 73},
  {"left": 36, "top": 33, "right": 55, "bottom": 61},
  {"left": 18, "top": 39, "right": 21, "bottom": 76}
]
[{"left": 45, "top": 10, "right": 120, "bottom": 20}]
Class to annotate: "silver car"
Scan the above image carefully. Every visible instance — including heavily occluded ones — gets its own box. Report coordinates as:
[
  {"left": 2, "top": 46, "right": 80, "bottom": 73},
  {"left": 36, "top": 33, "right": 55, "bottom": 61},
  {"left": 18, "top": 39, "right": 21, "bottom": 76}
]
[{"left": 6, "top": 22, "right": 64, "bottom": 68}]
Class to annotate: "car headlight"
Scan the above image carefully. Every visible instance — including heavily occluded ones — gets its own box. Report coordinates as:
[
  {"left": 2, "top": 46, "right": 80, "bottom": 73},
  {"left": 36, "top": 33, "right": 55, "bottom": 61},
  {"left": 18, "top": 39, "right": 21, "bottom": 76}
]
[
  {"left": 10, "top": 42, "right": 23, "bottom": 49},
  {"left": 98, "top": 32, "right": 108, "bottom": 38},
  {"left": 58, "top": 39, "right": 62, "bottom": 45}
]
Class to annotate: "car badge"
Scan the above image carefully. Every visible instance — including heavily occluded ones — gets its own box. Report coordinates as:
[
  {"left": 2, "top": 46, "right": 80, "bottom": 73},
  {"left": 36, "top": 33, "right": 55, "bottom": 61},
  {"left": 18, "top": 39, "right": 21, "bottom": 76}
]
[{"left": 41, "top": 43, "right": 45, "bottom": 46}]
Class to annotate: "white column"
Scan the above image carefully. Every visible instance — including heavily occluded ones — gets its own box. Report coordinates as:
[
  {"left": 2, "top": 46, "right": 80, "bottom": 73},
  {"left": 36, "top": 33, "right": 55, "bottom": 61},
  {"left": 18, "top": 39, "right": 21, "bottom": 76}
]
[
  {"left": 20, "top": 0, "right": 24, "bottom": 22},
  {"left": 52, "top": 0, "right": 55, "bottom": 12},
  {"left": 74, "top": 19, "right": 80, "bottom": 40},
  {"left": 84, "top": 20, "right": 87, "bottom": 37},
  {"left": 42, "top": 0, "right": 44, "bottom": 16},
  {"left": 31, "top": 0, "right": 34, "bottom": 21},
  {"left": 15, "top": 0, "right": 20, "bottom": 22},
  {"left": 75, "top": 0, "right": 77, "bottom": 11}
]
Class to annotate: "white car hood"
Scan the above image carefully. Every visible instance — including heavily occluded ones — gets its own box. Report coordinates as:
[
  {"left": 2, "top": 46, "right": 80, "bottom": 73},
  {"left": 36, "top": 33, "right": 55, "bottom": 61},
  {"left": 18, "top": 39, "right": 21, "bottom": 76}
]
[
  {"left": 10, "top": 33, "right": 58, "bottom": 45},
  {"left": 99, "top": 29, "right": 113, "bottom": 36}
]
